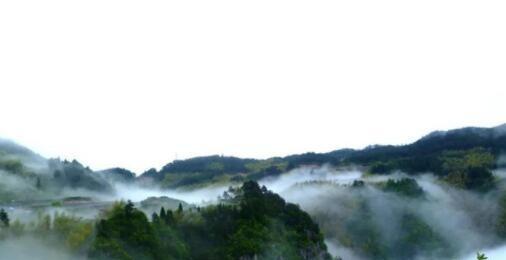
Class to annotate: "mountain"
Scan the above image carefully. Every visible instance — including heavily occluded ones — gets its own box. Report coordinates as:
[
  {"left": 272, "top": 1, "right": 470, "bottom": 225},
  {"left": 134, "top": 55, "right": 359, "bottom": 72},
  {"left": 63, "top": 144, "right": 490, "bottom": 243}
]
[
  {"left": 0, "top": 138, "right": 46, "bottom": 170},
  {"left": 1, "top": 124, "right": 506, "bottom": 260},
  {"left": 140, "top": 124, "right": 506, "bottom": 189},
  {"left": 48, "top": 158, "right": 113, "bottom": 192},
  {"left": 97, "top": 167, "right": 136, "bottom": 183},
  {"left": 0, "top": 143, "right": 113, "bottom": 202},
  {"left": 0, "top": 138, "right": 42, "bottom": 159},
  {"left": 1, "top": 123, "right": 505, "bottom": 193}
]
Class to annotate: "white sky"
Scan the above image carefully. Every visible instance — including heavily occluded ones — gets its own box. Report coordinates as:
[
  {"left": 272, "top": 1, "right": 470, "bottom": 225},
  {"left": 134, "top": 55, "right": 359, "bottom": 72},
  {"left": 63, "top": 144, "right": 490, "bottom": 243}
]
[{"left": 0, "top": 1, "right": 505, "bottom": 174}]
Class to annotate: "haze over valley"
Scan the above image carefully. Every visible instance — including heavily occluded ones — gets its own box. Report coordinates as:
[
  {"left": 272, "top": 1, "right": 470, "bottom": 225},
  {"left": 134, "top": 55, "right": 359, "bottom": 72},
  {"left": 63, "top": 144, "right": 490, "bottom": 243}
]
[
  {"left": 1, "top": 124, "right": 506, "bottom": 259},
  {"left": 2, "top": 0, "right": 506, "bottom": 258}
]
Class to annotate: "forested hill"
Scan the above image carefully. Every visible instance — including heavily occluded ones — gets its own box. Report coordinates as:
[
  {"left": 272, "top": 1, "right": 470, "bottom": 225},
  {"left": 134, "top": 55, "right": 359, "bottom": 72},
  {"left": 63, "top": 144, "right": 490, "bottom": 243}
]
[
  {"left": 140, "top": 124, "right": 506, "bottom": 189},
  {"left": 1, "top": 124, "right": 506, "bottom": 259},
  {"left": 1, "top": 124, "right": 506, "bottom": 191}
]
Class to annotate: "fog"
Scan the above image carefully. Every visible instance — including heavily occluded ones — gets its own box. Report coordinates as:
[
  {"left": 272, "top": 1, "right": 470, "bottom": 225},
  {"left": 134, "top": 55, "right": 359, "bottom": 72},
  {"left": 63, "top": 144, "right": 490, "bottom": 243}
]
[
  {"left": 462, "top": 245, "right": 506, "bottom": 260},
  {"left": 259, "top": 165, "right": 362, "bottom": 193},
  {"left": 257, "top": 167, "right": 506, "bottom": 260},
  {"left": 498, "top": 154, "right": 506, "bottom": 168},
  {"left": 3, "top": 163, "right": 506, "bottom": 259},
  {"left": 0, "top": 170, "right": 37, "bottom": 194},
  {"left": 0, "top": 237, "right": 83, "bottom": 260},
  {"left": 104, "top": 165, "right": 506, "bottom": 259},
  {"left": 74, "top": 167, "right": 506, "bottom": 259},
  {"left": 108, "top": 165, "right": 363, "bottom": 207},
  {"left": 111, "top": 183, "right": 228, "bottom": 205},
  {"left": 0, "top": 165, "right": 368, "bottom": 223}
]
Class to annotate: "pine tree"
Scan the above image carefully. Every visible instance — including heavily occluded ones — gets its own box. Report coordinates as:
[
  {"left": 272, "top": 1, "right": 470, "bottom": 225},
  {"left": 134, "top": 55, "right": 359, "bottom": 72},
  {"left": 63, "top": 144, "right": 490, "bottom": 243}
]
[
  {"left": 177, "top": 203, "right": 183, "bottom": 213},
  {"left": 160, "top": 207, "right": 167, "bottom": 221},
  {"left": 125, "top": 200, "right": 134, "bottom": 216},
  {"left": 0, "top": 209, "right": 10, "bottom": 227},
  {"left": 165, "top": 210, "right": 174, "bottom": 225},
  {"left": 152, "top": 212, "right": 160, "bottom": 223}
]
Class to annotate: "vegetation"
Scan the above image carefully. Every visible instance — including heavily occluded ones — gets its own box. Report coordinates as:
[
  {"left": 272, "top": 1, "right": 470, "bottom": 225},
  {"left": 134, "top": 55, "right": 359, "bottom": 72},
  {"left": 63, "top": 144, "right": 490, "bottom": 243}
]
[
  {"left": 307, "top": 180, "right": 452, "bottom": 260},
  {"left": 382, "top": 178, "right": 424, "bottom": 197},
  {"left": 3, "top": 124, "right": 504, "bottom": 193},
  {"left": 90, "top": 181, "right": 331, "bottom": 260},
  {"left": 49, "top": 159, "right": 113, "bottom": 192},
  {"left": 90, "top": 201, "right": 161, "bottom": 260},
  {"left": 137, "top": 125, "right": 505, "bottom": 190},
  {"left": 97, "top": 168, "right": 136, "bottom": 183},
  {"left": 1, "top": 125, "right": 506, "bottom": 259},
  {"left": 0, "top": 181, "right": 332, "bottom": 259},
  {"left": 0, "top": 158, "right": 24, "bottom": 174},
  {"left": 0, "top": 210, "right": 94, "bottom": 254},
  {"left": 393, "top": 213, "right": 447, "bottom": 259},
  {"left": 496, "top": 194, "right": 506, "bottom": 238},
  {"left": 0, "top": 208, "right": 9, "bottom": 227},
  {"left": 477, "top": 252, "right": 488, "bottom": 260},
  {"left": 440, "top": 149, "right": 495, "bottom": 190}
]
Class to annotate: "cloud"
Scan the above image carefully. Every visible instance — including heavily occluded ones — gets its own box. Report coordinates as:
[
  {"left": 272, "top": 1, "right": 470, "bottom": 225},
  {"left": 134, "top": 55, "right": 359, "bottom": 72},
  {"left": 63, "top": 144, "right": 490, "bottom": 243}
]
[
  {"left": 0, "top": 237, "right": 84, "bottom": 260},
  {"left": 255, "top": 166, "right": 506, "bottom": 259}
]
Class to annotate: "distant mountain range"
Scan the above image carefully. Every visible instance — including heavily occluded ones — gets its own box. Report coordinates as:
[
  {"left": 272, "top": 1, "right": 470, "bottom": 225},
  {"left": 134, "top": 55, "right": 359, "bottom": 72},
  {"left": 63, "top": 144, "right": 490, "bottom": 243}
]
[
  {"left": 2, "top": 124, "right": 506, "bottom": 260},
  {"left": 138, "top": 123, "right": 506, "bottom": 189},
  {"left": 1, "top": 124, "right": 505, "bottom": 194}
]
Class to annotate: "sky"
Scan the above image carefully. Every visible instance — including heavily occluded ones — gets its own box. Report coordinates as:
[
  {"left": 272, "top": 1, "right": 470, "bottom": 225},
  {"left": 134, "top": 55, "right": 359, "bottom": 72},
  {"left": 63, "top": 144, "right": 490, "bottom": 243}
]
[{"left": 0, "top": 0, "right": 505, "bottom": 174}]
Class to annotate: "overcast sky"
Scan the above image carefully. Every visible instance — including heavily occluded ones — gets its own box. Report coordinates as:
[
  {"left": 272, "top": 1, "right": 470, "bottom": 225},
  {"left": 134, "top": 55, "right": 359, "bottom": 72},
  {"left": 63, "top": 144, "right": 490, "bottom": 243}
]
[{"left": 0, "top": 1, "right": 505, "bottom": 173}]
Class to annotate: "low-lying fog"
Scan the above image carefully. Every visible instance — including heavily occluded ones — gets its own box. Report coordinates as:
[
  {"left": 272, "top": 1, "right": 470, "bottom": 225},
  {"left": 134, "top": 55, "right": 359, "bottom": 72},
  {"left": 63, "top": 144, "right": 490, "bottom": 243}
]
[
  {"left": 95, "top": 165, "right": 506, "bottom": 259},
  {"left": 0, "top": 237, "right": 84, "bottom": 260},
  {"left": 110, "top": 165, "right": 363, "bottom": 205},
  {"left": 3, "top": 165, "right": 506, "bottom": 259}
]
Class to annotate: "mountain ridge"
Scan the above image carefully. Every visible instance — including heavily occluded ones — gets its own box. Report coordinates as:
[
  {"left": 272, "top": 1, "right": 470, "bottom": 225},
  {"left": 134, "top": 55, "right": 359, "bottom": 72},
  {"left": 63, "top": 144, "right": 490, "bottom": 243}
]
[{"left": 2, "top": 123, "right": 505, "bottom": 190}]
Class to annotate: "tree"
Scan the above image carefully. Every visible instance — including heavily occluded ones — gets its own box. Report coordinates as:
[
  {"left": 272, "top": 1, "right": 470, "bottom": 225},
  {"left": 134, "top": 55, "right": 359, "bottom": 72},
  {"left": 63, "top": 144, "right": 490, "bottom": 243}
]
[
  {"left": 36, "top": 177, "right": 42, "bottom": 189},
  {"left": 177, "top": 203, "right": 183, "bottom": 213},
  {"left": 124, "top": 200, "right": 134, "bottom": 216},
  {"left": 383, "top": 178, "right": 424, "bottom": 197},
  {"left": 477, "top": 252, "right": 488, "bottom": 260},
  {"left": 0, "top": 208, "right": 9, "bottom": 227},
  {"left": 152, "top": 212, "right": 160, "bottom": 223},
  {"left": 164, "top": 210, "right": 174, "bottom": 225},
  {"left": 53, "top": 212, "right": 93, "bottom": 251},
  {"left": 160, "top": 207, "right": 166, "bottom": 220},
  {"left": 89, "top": 202, "right": 160, "bottom": 260},
  {"left": 497, "top": 195, "right": 506, "bottom": 238}
]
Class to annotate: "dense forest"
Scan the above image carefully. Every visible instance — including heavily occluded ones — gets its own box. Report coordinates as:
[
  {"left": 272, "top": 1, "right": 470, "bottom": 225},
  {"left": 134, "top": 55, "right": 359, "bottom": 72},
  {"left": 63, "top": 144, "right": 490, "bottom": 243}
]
[
  {"left": 0, "top": 181, "right": 330, "bottom": 260},
  {"left": 1, "top": 124, "right": 506, "bottom": 259},
  {"left": 137, "top": 124, "right": 506, "bottom": 191}
]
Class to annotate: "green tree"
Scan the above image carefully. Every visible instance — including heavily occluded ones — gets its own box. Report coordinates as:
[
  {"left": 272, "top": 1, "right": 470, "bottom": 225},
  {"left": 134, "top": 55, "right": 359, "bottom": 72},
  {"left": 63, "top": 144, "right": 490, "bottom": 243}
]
[
  {"left": 160, "top": 207, "right": 166, "bottom": 220},
  {"left": 496, "top": 195, "right": 506, "bottom": 238},
  {"left": 441, "top": 149, "right": 495, "bottom": 191},
  {"left": 53, "top": 212, "right": 93, "bottom": 251},
  {"left": 477, "top": 252, "right": 488, "bottom": 260},
  {"left": 0, "top": 208, "right": 9, "bottom": 227},
  {"left": 89, "top": 201, "right": 160, "bottom": 260},
  {"left": 383, "top": 178, "right": 424, "bottom": 197},
  {"left": 164, "top": 210, "right": 174, "bottom": 225},
  {"left": 152, "top": 212, "right": 160, "bottom": 224}
]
